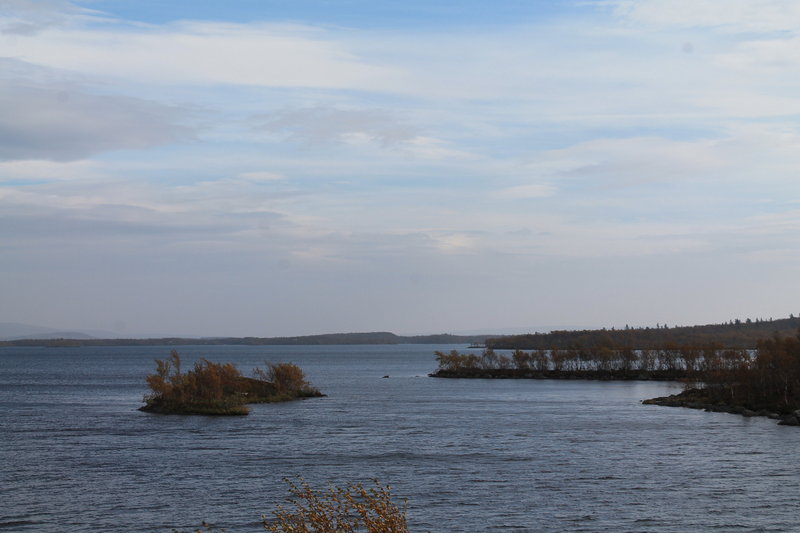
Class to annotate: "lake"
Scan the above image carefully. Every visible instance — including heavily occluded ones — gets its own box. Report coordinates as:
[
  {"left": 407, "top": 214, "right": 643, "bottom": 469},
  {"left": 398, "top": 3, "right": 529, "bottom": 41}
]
[{"left": 1, "top": 344, "right": 798, "bottom": 532}]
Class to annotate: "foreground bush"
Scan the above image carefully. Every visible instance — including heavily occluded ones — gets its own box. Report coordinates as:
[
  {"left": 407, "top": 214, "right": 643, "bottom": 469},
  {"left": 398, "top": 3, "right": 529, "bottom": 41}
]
[
  {"left": 172, "top": 479, "right": 409, "bottom": 533},
  {"left": 265, "top": 478, "right": 409, "bottom": 533},
  {"left": 141, "top": 351, "right": 322, "bottom": 415}
]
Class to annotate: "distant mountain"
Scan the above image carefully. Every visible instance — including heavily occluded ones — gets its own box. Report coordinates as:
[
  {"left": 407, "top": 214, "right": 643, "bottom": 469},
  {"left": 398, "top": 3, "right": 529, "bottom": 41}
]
[{"left": 0, "top": 330, "right": 494, "bottom": 347}]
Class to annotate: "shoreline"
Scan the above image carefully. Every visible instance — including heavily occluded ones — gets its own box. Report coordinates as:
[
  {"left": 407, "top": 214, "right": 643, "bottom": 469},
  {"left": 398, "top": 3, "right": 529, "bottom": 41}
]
[
  {"left": 429, "top": 368, "right": 800, "bottom": 427},
  {"left": 642, "top": 388, "right": 800, "bottom": 426}
]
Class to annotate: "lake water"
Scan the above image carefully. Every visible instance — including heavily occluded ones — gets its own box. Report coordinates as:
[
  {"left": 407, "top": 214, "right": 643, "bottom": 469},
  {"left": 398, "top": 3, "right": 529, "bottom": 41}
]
[{"left": 2, "top": 344, "right": 799, "bottom": 532}]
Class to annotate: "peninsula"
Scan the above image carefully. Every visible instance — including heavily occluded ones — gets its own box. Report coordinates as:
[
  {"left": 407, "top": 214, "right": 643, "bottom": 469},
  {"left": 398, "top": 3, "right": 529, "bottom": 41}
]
[{"left": 430, "top": 319, "right": 800, "bottom": 426}]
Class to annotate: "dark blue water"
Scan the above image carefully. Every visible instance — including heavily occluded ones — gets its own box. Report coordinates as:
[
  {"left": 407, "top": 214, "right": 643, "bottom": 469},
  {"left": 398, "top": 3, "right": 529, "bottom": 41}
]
[{"left": 2, "top": 345, "right": 799, "bottom": 532}]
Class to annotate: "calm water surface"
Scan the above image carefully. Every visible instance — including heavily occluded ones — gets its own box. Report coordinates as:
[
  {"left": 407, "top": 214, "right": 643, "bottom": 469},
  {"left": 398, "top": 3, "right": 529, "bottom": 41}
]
[{"left": 2, "top": 345, "right": 799, "bottom": 532}]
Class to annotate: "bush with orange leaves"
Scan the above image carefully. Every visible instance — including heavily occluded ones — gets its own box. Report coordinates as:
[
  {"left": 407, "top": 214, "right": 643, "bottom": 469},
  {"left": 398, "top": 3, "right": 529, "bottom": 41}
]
[
  {"left": 264, "top": 478, "right": 410, "bottom": 533},
  {"left": 254, "top": 362, "right": 310, "bottom": 394},
  {"left": 172, "top": 479, "right": 409, "bottom": 533}
]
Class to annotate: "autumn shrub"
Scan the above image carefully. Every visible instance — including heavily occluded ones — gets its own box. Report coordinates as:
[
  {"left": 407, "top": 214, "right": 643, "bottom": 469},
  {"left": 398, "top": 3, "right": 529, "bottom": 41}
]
[
  {"left": 264, "top": 478, "right": 409, "bottom": 533},
  {"left": 172, "top": 479, "right": 409, "bottom": 533},
  {"left": 254, "top": 362, "right": 311, "bottom": 394}
]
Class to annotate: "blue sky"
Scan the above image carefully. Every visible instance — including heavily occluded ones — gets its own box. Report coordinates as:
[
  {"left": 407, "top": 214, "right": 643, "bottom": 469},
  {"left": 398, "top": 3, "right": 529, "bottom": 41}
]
[
  {"left": 94, "top": 1, "right": 577, "bottom": 28},
  {"left": 1, "top": 0, "right": 799, "bottom": 337}
]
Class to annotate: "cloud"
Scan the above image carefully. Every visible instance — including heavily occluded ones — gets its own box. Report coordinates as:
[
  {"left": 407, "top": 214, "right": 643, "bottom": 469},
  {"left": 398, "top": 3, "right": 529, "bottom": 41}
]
[
  {"left": 714, "top": 36, "right": 800, "bottom": 76},
  {"left": 0, "top": 63, "right": 192, "bottom": 161},
  {"left": 238, "top": 171, "right": 285, "bottom": 182},
  {"left": 516, "top": 125, "right": 800, "bottom": 196},
  {"left": 0, "top": 0, "right": 94, "bottom": 35},
  {"left": 530, "top": 136, "right": 726, "bottom": 189},
  {"left": 604, "top": 0, "right": 800, "bottom": 33},
  {"left": 0, "top": 158, "right": 103, "bottom": 182},
  {"left": 493, "top": 184, "right": 555, "bottom": 199},
  {"left": 2, "top": 4, "right": 797, "bottom": 129},
  {"left": 255, "top": 106, "right": 417, "bottom": 146},
  {"left": 0, "top": 20, "right": 401, "bottom": 89},
  {"left": 400, "top": 136, "right": 476, "bottom": 159},
  {"left": 427, "top": 231, "right": 479, "bottom": 253},
  {"left": 0, "top": 176, "right": 292, "bottom": 255}
]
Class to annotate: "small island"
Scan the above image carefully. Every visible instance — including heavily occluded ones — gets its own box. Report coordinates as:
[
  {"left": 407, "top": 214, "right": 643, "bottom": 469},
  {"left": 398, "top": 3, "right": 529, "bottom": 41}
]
[{"left": 140, "top": 350, "right": 323, "bottom": 415}]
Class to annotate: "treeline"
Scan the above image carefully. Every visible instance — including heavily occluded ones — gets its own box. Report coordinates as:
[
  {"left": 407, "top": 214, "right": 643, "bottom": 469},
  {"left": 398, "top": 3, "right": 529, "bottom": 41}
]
[
  {"left": 486, "top": 316, "right": 800, "bottom": 350},
  {"left": 432, "top": 341, "right": 742, "bottom": 380},
  {"left": 0, "top": 331, "right": 490, "bottom": 347},
  {"left": 140, "top": 350, "right": 322, "bottom": 415}
]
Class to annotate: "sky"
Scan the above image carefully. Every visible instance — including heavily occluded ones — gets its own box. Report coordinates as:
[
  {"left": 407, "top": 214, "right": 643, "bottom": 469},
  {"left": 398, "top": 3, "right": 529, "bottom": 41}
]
[{"left": 1, "top": 0, "right": 799, "bottom": 337}]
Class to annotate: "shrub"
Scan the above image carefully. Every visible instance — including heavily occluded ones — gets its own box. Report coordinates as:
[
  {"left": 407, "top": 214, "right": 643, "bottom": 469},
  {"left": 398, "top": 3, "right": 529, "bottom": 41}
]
[
  {"left": 254, "top": 362, "right": 311, "bottom": 394},
  {"left": 265, "top": 478, "right": 409, "bottom": 533},
  {"left": 172, "top": 479, "right": 409, "bottom": 533}
]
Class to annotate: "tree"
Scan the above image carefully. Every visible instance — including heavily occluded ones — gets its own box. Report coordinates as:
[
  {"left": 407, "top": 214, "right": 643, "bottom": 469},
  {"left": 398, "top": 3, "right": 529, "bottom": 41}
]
[{"left": 511, "top": 349, "right": 530, "bottom": 370}]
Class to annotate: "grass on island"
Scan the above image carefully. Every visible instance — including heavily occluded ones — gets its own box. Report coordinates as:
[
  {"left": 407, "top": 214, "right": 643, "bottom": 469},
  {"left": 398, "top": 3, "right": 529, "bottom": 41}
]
[{"left": 140, "top": 350, "right": 322, "bottom": 415}]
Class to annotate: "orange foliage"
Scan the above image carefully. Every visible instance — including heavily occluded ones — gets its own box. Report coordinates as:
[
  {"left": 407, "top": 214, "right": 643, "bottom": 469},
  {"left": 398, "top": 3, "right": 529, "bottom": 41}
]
[
  {"left": 254, "top": 362, "right": 310, "bottom": 394},
  {"left": 265, "top": 478, "right": 409, "bottom": 533}
]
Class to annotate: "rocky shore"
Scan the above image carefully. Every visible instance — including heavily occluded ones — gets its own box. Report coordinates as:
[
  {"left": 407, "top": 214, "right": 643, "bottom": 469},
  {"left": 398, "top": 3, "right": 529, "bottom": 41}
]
[{"left": 642, "top": 387, "right": 800, "bottom": 426}]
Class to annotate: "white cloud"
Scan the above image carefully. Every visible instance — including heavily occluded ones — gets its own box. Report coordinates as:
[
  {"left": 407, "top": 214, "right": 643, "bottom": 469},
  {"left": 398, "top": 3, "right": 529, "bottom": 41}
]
[
  {"left": 0, "top": 158, "right": 102, "bottom": 181},
  {"left": 715, "top": 36, "right": 800, "bottom": 74},
  {"left": 401, "top": 136, "right": 475, "bottom": 159},
  {"left": 255, "top": 106, "right": 417, "bottom": 146},
  {"left": 527, "top": 136, "right": 724, "bottom": 189},
  {"left": 605, "top": 0, "right": 800, "bottom": 33},
  {"left": 493, "top": 184, "right": 555, "bottom": 199},
  {"left": 238, "top": 170, "right": 285, "bottom": 182},
  {"left": 522, "top": 125, "right": 800, "bottom": 192},
  {"left": 428, "top": 232, "right": 478, "bottom": 254},
  {"left": 0, "top": 64, "right": 192, "bottom": 161},
  {"left": 0, "top": 0, "right": 97, "bottom": 35},
  {"left": 0, "top": 21, "right": 402, "bottom": 89}
]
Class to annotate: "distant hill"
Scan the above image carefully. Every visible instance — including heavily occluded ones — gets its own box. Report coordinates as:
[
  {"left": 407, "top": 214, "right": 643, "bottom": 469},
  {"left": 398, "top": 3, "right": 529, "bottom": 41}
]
[
  {"left": 485, "top": 316, "right": 800, "bottom": 350},
  {"left": 0, "top": 331, "right": 492, "bottom": 347},
  {"left": 4, "top": 317, "right": 798, "bottom": 349}
]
